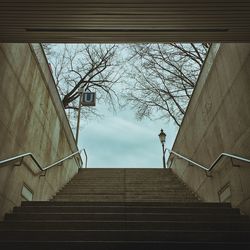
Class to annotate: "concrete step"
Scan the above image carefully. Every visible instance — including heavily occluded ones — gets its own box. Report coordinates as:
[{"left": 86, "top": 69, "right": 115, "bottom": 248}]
[
  {"left": 69, "top": 177, "right": 183, "bottom": 180},
  {"left": 75, "top": 172, "right": 173, "bottom": 177},
  {"left": 5, "top": 212, "right": 247, "bottom": 222},
  {"left": 77, "top": 169, "right": 171, "bottom": 173},
  {"left": 64, "top": 185, "right": 186, "bottom": 190},
  {"left": 56, "top": 190, "right": 196, "bottom": 196},
  {"left": 60, "top": 187, "right": 190, "bottom": 192},
  {"left": 0, "top": 229, "right": 250, "bottom": 242},
  {"left": 1, "top": 220, "right": 250, "bottom": 231},
  {"left": 13, "top": 206, "right": 240, "bottom": 215},
  {"left": 125, "top": 193, "right": 197, "bottom": 197},
  {"left": 52, "top": 198, "right": 199, "bottom": 203},
  {"left": 52, "top": 194, "right": 125, "bottom": 202},
  {"left": 69, "top": 181, "right": 186, "bottom": 185},
  {"left": 68, "top": 180, "right": 183, "bottom": 185},
  {"left": 52, "top": 195, "right": 198, "bottom": 202},
  {"left": 22, "top": 201, "right": 226, "bottom": 207},
  {"left": 72, "top": 177, "right": 180, "bottom": 181},
  {"left": 0, "top": 241, "right": 249, "bottom": 250},
  {"left": 54, "top": 192, "right": 198, "bottom": 198},
  {"left": 72, "top": 175, "right": 179, "bottom": 178},
  {"left": 71, "top": 179, "right": 181, "bottom": 182},
  {"left": 71, "top": 177, "right": 125, "bottom": 180},
  {"left": 71, "top": 175, "right": 180, "bottom": 178},
  {"left": 70, "top": 175, "right": 180, "bottom": 179},
  {"left": 68, "top": 180, "right": 185, "bottom": 188},
  {"left": 73, "top": 174, "right": 177, "bottom": 178},
  {"left": 65, "top": 180, "right": 185, "bottom": 184}
]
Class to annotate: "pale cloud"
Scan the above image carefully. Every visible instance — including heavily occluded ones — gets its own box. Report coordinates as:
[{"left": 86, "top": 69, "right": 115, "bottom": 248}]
[{"left": 86, "top": 116, "right": 154, "bottom": 143}]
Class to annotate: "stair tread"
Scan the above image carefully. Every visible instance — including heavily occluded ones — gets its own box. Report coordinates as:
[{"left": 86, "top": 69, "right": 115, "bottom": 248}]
[{"left": 0, "top": 229, "right": 250, "bottom": 242}]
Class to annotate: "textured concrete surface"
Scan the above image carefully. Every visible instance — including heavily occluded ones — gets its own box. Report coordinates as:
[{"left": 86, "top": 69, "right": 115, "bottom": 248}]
[
  {"left": 0, "top": 44, "right": 81, "bottom": 220},
  {"left": 170, "top": 43, "right": 250, "bottom": 216},
  {"left": 53, "top": 169, "right": 199, "bottom": 202}
]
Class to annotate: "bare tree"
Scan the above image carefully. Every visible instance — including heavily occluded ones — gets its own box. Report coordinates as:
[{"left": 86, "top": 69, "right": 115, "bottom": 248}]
[
  {"left": 43, "top": 43, "right": 209, "bottom": 128},
  {"left": 124, "top": 43, "right": 209, "bottom": 126},
  {"left": 43, "top": 44, "right": 123, "bottom": 125}
]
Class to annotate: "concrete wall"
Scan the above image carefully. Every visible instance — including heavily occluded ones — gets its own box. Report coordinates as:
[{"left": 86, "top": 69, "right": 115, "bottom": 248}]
[
  {"left": 170, "top": 43, "right": 250, "bottom": 215},
  {"left": 0, "top": 43, "right": 82, "bottom": 220}
]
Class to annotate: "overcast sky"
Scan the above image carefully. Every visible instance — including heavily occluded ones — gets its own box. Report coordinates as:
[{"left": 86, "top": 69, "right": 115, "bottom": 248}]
[
  {"left": 45, "top": 43, "right": 180, "bottom": 168},
  {"left": 77, "top": 106, "right": 178, "bottom": 168}
]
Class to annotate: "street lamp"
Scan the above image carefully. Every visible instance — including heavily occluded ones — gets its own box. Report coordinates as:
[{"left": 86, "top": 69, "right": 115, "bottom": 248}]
[{"left": 158, "top": 129, "right": 167, "bottom": 169}]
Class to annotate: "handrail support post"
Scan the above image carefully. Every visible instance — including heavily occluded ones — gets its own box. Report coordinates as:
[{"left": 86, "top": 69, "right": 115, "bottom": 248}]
[
  {"left": 230, "top": 157, "right": 240, "bottom": 168},
  {"left": 205, "top": 171, "right": 213, "bottom": 177},
  {"left": 14, "top": 156, "right": 24, "bottom": 167}
]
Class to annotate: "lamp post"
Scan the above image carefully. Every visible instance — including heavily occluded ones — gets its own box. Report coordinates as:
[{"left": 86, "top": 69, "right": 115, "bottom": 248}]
[
  {"left": 75, "top": 84, "right": 85, "bottom": 145},
  {"left": 158, "top": 129, "right": 167, "bottom": 169}
]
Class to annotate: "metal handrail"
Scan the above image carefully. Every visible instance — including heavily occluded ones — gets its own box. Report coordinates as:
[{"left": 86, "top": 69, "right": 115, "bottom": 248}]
[
  {"left": 83, "top": 148, "right": 88, "bottom": 168},
  {"left": 167, "top": 148, "right": 250, "bottom": 172},
  {"left": 0, "top": 149, "right": 86, "bottom": 173}
]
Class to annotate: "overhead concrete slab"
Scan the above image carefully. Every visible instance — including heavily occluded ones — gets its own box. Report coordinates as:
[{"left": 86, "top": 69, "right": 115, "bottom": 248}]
[{"left": 0, "top": 0, "right": 250, "bottom": 43}]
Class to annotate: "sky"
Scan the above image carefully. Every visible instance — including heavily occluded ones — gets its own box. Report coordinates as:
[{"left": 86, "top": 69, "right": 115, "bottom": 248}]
[
  {"left": 45, "top": 43, "right": 182, "bottom": 168},
  {"left": 77, "top": 106, "right": 178, "bottom": 168}
]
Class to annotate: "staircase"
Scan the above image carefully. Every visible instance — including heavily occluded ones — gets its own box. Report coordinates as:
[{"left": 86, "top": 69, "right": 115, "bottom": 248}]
[
  {"left": 0, "top": 168, "right": 250, "bottom": 249},
  {"left": 54, "top": 168, "right": 199, "bottom": 202}
]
